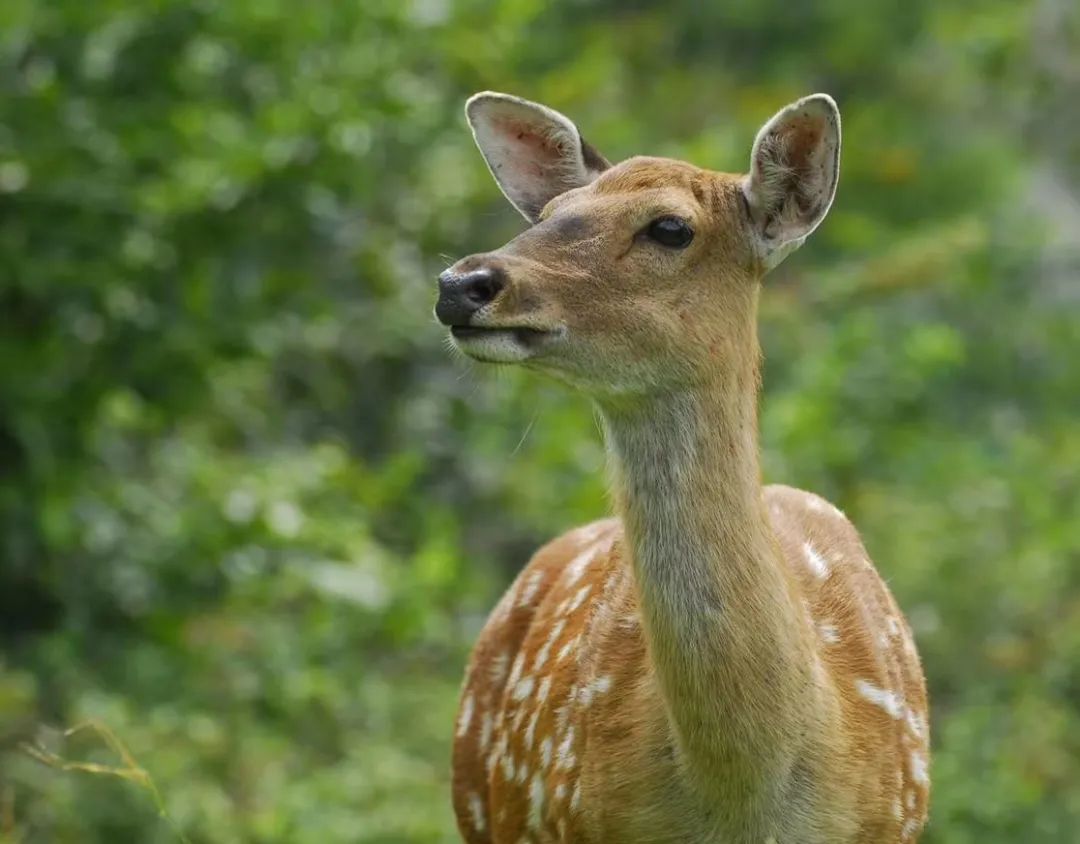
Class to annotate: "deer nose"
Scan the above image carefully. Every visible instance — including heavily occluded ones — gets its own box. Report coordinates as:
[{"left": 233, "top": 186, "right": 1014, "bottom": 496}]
[{"left": 435, "top": 265, "right": 506, "bottom": 326}]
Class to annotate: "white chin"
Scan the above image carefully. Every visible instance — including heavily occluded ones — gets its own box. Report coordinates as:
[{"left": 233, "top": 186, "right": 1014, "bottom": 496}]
[{"left": 451, "top": 328, "right": 538, "bottom": 363}]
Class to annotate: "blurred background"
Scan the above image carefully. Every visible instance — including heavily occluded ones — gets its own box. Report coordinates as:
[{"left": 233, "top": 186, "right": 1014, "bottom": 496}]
[{"left": 1, "top": 0, "right": 1078, "bottom": 841}]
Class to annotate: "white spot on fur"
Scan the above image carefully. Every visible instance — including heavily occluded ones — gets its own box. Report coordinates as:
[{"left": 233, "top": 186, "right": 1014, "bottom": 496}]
[
  {"left": 818, "top": 622, "right": 840, "bottom": 644},
  {"left": 567, "top": 585, "right": 591, "bottom": 614},
  {"left": 557, "top": 635, "right": 580, "bottom": 663},
  {"left": 554, "top": 782, "right": 567, "bottom": 801},
  {"left": 905, "top": 790, "right": 916, "bottom": 810},
  {"left": 570, "top": 781, "right": 582, "bottom": 812},
  {"left": 468, "top": 792, "right": 485, "bottom": 833},
  {"left": 457, "top": 694, "right": 474, "bottom": 737},
  {"left": 906, "top": 709, "right": 926, "bottom": 740},
  {"left": 578, "top": 675, "right": 612, "bottom": 706},
  {"left": 490, "top": 652, "right": 510, "bottom": 685},
  {"left": 886, "top": 615, "right": 902, "bottom": 637},
  {"left": 555, "top": 697, "right": 572, "bottom": 734},
  {"left": 534, "top": 619, "right": 566, "bottom": 670},
  {"left": 524, "top": 709, "right": 540, "bottom": 749},
  {"left": 528, "top": 771, "right": 545, "bottom": 828},
  {"left": 576, "top": 521, "right": 610, "bottom": 544},
  {"left": 507, "top": 652, "right": 525, "bottom": 689},
  {"left": 564, "top": 546, "right": 597, "bottom": 585},
  {"left": 901, "top": 818, "right": 920, "bottom": 839},
  {"left": 492, "top": 585, "right": 517, "bottom": 623},
  {"left": 540, "top": 736, "right": 553, "bottom": 769},
  {"left": 537, "top": 676, "right": 552, "bottom": 706},
  {"left": 893, "top": 798, "right": 903, "bottom": 821},
  {"left": 855, "top": 679, "right": 904, "bottom": 719},
  {"left": 910, "top": 750, "right": 929, "bottom": 785},
  {"left": 513, "top": 675, "right": 535, "bottom": 702},
  {"left": 515, "top": 761, "right": 529, "bottom": 785},
  {"left": 803, "top": 542, "right": 830, "bottom": 579},
  {"left": 518, "top": 570, "right": 544, "bottom": 607},
  {"left": 489, "top": 732, "right": 507, "bottom": 771},
  {"left": 556, "top": 727, "right": 576, "bottom": 769},
  {"left": 501, "top": 752, "right": 516, "bottom": 782}
]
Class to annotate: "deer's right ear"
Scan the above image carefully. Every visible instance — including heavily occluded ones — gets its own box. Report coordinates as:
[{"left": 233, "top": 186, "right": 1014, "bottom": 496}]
[
  {"left": 743, "top": 94, "right": 841, "bottom": 271},
  {"left": 466, "top": 92, "right": 610, "bottom": 223}
]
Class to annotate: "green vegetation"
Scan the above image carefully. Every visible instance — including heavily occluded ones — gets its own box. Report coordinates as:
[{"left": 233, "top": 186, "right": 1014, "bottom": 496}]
[{"left": 1, "top": 0, "right": 1078, "bottom": 841}]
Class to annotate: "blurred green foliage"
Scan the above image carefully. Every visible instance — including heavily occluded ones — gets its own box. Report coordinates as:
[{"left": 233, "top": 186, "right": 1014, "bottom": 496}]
[{"left": 1, "top": 0, "right": 1078, "bottom": 841}]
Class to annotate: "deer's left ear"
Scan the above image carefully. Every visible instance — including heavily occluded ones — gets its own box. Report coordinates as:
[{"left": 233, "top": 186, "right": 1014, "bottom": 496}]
[
  {"left": 466, "top": 92, "right": 610, "bottom": 223},
  {"left": 743, "top": 94, "right": 841, "bottom": 271}
]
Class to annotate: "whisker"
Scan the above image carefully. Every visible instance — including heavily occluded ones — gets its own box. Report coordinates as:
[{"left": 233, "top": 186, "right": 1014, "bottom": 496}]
[{"left": 511, "top": 410, "right": 539, "bottom": 456}]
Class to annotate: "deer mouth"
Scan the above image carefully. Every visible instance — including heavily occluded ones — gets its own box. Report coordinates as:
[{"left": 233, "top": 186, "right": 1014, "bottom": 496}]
[{"left": 449, "top": 325, "right": 561, "bottom": 363}]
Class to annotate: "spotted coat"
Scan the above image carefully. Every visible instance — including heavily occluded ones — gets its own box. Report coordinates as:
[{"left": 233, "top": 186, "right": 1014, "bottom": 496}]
[{"left": 451, "top": 486, "right": 929, "bottom": 843}]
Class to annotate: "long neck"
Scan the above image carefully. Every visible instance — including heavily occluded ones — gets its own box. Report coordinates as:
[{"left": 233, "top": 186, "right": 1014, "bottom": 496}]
[{"left": 600, "top": 338, "right": 819, "bottom": 802}]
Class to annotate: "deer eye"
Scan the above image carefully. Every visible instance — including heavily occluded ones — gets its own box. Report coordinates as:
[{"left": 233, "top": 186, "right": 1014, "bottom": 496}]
[{"left": 644, "top": 216, "right": 694, "bottom": 249}]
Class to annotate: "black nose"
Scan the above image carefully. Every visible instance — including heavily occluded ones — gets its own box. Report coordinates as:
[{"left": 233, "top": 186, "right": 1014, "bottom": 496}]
[{"left": 435, "top": 265, "right": 506, "bottom": 326}]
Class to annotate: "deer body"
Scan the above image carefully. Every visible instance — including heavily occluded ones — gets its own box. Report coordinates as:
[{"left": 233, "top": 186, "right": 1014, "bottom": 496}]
[{"left": 439, "top": 92, "right": 929, "bottom": 842}]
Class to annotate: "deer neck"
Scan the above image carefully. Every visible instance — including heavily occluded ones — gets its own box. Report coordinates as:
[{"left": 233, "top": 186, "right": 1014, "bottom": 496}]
[{"left": 599, "top": 328, "right": 819, "bottom": 801}]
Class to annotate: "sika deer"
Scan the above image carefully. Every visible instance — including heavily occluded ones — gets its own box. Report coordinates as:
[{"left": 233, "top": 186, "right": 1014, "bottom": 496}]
[{"left": 437, "top": 92, "right": 930, "bottom": 843}]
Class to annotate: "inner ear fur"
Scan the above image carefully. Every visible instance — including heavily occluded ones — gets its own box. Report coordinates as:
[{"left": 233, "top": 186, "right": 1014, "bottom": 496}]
[{"left": 466, "top": 92, "right": 610, "bottom": 222}]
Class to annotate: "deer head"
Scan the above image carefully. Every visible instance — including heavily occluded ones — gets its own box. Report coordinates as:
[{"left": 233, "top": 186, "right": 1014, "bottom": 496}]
[{"left": 436, "top": 92, "right": 841, "bottom": 400}]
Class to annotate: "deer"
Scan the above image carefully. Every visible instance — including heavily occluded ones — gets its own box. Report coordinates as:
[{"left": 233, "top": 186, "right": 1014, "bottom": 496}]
[{"left": 435, "top": 91, "right": 930, "bottom": 844}]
